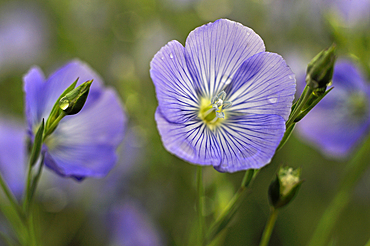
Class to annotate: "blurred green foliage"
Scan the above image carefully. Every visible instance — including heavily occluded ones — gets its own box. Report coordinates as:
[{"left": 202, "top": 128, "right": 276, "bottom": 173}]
[{"left": 0, "top": 0, "right": 370, "bottom": 245}]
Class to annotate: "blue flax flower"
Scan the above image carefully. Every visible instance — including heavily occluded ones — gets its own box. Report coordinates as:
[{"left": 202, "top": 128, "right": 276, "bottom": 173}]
[
  {"left": 24, "top": 60, "right": 126, "bottom": 179},
  {"left": 297, "top": 59, "right": 370, "bottom": 158},
  {"left": 150, "top": 19, "right": 295, "bottom": 172}
]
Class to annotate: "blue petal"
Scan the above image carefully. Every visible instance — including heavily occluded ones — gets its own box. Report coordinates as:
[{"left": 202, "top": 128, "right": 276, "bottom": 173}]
[
  {"left": 296, "top": 59, "right": 370, "bottom": 158},
  {"left": 150, "top": 40, "right": 199, "bottom": 124},
  {"left": 296, "top": 105, "right": 370, "bottom": 158},
  {"left": 226, "top": 52, "right": 296, "bottom": 121},
  {"left": 330, "top": 60, "right": 368, "bottom": 91},
  {"left": 214, "top": 114, "right": 286, "bottom": 172},
  {"left": 155, "top": 107, "right": 220, "bottom": 166},
  {"left": 184, "top": 19, "right": 265, "bottom": 98},
  {"left": 45, "top": 88, "right": 126, "bottom": 178},
  {"left": 0, "top": 119, "right": 26, "bottom": 196},
  {"left": 24, "top": 60, "right": 105, "bottom": 131},
  {"left": 44, "top": 144, "right": 118, "bottom": 179},
  {"left": 23, "top": 66, "right": 46, "bottom": 131}
]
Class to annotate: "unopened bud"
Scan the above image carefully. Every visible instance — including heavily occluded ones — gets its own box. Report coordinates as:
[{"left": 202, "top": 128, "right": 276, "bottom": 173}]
[
  {"left": 59, "top": 80, "right": 93, "bottom": 115},
  {"left": 268, "top": 166, "right": 303, "bottom": 209},
  {"left": 306, "top": 44, "right": 336, "bottom": 92}
]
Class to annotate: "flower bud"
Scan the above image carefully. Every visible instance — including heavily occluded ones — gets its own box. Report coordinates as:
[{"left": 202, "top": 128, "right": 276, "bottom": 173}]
[
  {"left": 59, "top": 80, "right": 93, "bottom": 115},
  {"left": 268, "top": 166, "right": 303, "bottom": 209},
  {"left": 306, "top": 44, "right": 336, "bottom": 92}
]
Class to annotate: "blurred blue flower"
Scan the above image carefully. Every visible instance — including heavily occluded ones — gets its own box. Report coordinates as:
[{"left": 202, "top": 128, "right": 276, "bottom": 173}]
[
  {"left": 325, "top": 0, "right": 370, "bottom": 27},
  {"left": 0, "top": 118, "right": 26, "bottom": 197},
  {"left": 0, "top": 2, "right": 49, "bottom": 72},
  {"left": 24, "top": 60, "right": 127, "bottom": 179},
  {"left": 297, "top": 59, "right": 370, "bottom": 158},
  {"left": 38, "top": 127, "right": 145, "bottom": 209},
  {"left": 150, "top": 19, "right": 296, "bottom": 172},
  {"left": 107, "top": 201, "right": 164, "bottom": 246}
]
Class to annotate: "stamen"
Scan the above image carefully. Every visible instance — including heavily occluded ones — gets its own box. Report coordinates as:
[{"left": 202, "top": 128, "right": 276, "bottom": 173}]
[
  {"left": 216, "top": 112, "right": 225, "bottom": 119},
  {"left": 222, "top": 101, "right": 232, "bottom": 109},
  {"left": 199, "top": 90, "right": 233, "bottom": 126}
]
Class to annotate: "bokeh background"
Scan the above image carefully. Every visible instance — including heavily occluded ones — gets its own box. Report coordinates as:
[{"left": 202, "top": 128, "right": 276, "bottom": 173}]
[{"left": 0, "top": 0, "right": 370, "bottom": 245}]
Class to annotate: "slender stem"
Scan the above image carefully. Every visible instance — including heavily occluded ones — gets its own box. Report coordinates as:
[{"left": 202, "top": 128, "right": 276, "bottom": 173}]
[
  {"left": 43, "top": 112, "right": 65, "bottom": 140},
  {"left": 28, "top": 154, "right": 45, "bottom": 213},
  {"left": 23, "top": 153, "right": 45, "bottom": 218},
  {"left": 307, "top": 133, "right": 370, "bottom": 246},
  {"left": 24, "top": 212, "right": 37, "bottom": 246},
  {"left": 22, "top": 142, "right": 45, "bottom": 246},
  {"left": 0, "top": 230, "right": 17, "bottom": 246},
  {"left": 0, "top": 198, "right": 28, "bottom": 245},
  {"left": 259, "top": 208, "right": 279, "bottom": 246},
  {"left": 30, "top": 213, "right": 38, "bottom": 246},
  {"left": 196, "top": 166, "right": 205, "bottom": 246},
  {"left": 23, "top": 159, "right": 34, "bottom": 215},
  {"left": 286, "top": 86, "right": 313, "bottom": 128},
  {"left": 241, "top": 168, "right": 258, "bottom": 188},
  {"left": 205, "top": 169, "right": 258, "bottom": 244},
  {"left": 22, "top": 160, "right": 39, "bottom": 246},
  {"left": 0, "top": 172, "right": 24, "bottom": 220}
]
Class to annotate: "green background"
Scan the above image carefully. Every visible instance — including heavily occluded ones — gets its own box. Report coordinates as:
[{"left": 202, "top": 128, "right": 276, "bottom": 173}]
[{"left": 0, "top": 0, "right": 369, "bottom": 245}]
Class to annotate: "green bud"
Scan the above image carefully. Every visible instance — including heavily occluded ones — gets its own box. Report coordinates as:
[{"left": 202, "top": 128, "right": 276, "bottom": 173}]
[
  {"left": 59, "top": 80, "right": 93, "bottom": 115},
  {"left": 268, "top": 166, "right": 303, "bottom": 209},
  {"left": 29, "top": 119, "right": 44, "bottom": 167},
  {"left": 306, "top": 44, "right": 336, "bottom": 92},
  {"left": 45, "top": 78, "right": 78, "bottom": 132}
]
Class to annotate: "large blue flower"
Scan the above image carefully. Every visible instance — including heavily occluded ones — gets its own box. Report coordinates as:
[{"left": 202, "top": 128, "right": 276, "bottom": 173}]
[
  {"left": 297, "top": 59, "right": 370, "bottom": 158},
  {"left": 150, "top": 19, "right": 296, "bottom": 172},
  {"left": 24, "top": 60, "right": 127, "bottom": 179}
]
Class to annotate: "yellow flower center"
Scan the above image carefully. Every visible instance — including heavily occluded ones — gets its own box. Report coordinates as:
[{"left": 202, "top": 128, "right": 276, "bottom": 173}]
[{"left": 198, "top": 90, "right": 232, "bottom": 130}]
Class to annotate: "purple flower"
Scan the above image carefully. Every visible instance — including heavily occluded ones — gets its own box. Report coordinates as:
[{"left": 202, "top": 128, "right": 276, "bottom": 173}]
[
  {"left": 150, "top": 19, "right": 296, "bottom": 172},
  {"left": 296, "top": 59, "right": 370, "bottom": 158},
  {"left": 24, "top": 60, "right": 126, "bottom": 179},
  {"left": 0, "top": 118, "right": 26, "bottom": 196}
]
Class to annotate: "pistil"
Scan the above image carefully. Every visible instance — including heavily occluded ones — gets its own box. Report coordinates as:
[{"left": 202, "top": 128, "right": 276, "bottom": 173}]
[{"left": 199, "top": 90, "right": 232, "bottom": 127}]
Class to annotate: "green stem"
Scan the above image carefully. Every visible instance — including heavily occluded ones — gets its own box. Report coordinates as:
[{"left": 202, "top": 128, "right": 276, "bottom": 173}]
[
  {"left": 28, "top": 154, "right": 45, "bottom": 214},
  {"left": 0, "top": 230, "right": 18, "bottom": 246},
  {"left": 43, "top": 112, "right": 65, "bottom": 140},
  {"left": 286, "top": 86, "right": 313, "bottom": 128},
  {"left": 23, "top": 153, "right": 45, "bottom": 218},
  {"left": 22, "top": 137, "right": 45, "bottom": 245},
  {"left": 196, "top": 166, "right": 205, "bottom": 246},
  {"left": 24, "top": 213, "right": 37, "bottom": 246},
  {"left": 23, "top": 160, "right": 34, "bottom": 215},
  {"left": 0, "top": 172, "right": 24, "bottom": 221},
  {"left": 22, "top": 162, "right": 39, "bottom": 246},
  {"left": 241, "top": 168, "right": 258, "bottom": 188},
  {"left": 259, "top": 208, "right": 279, "bottom": 246},
  {"left": 307, "top": 134, "right": 370, "bottom": 246},
  {"left": 205, "top": 169, "right": 258, "bottom": 244}
]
